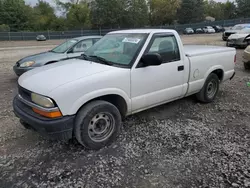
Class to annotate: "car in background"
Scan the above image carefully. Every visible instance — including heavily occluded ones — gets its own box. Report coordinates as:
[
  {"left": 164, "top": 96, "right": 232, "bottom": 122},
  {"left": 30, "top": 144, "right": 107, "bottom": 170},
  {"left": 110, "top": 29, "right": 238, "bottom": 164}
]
[
  {"left": 203, "top": 26, "right": 216, "bottom": 33},
  {"left": 13, "top": 36, "right": 102, "bottom": 76},
  {"left": 195, "top": 28, "right": 205, "bottom": 34},
  {"left": 243, "top": 39, "right": 250, "bottom": 70},
  {"left": 212, "top": 25, "right": 225, "bottom": 33},
  {"left": 222, "top": 24, "right": 250, "bottom": 41},
  {"left": 183, "top": 28, "right": 194, "bottom": 35},
  {"left": 226, "top": 28, "right": 250, "bottom": 48},
  {"left": 36, "top": 35, "right": 46, "bottom": 41}
]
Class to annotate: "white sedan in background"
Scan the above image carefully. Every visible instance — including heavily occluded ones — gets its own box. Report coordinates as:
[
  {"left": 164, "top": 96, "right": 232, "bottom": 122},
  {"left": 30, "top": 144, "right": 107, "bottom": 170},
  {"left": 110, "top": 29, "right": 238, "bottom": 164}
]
[
  {"left": 227, "top": 28, "right": 250, "bottom": 48},
  {"left": 203, "top": 26, "right": 216, "bottom": 33}
]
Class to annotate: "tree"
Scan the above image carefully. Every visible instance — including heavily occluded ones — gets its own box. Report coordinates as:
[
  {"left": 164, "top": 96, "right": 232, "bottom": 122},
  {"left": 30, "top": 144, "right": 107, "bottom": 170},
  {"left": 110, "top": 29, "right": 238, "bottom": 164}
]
[
  {"left": 177, "top": 0, "right": 204, "bottom": 24},
  {"left": 149, "top": 0, "right": 181, "bottom": 26},
  {"left": 0, "top": 24, "right": 10, "bottom": 31},
  {"left": 66, "top": 2, "right": 90, "bottom": 28},
  {"left": 90, "top": 0, "right": 125, "bottom": 28},
  {"left": 32, "top": 0, "right": 58, "bottom": 31},
  {"left": 236, "top": 0, "right": 250, "bottom": 18},
  {"left": 55, "top": 0, "right": 91, "bottom": 29},
  {"left": 204, "top": 0, "right": 224, "bottom": 20},
  {"left": 0, "top": 0, "right": 32, "bottom": 31},
  {"left": 124, "top": 0, "right": 149, "bottom": 28},
  {"left": 204, "top": 0, "right": 236, "bottom": 20},
  {"left": 223, "top": 1, "right": 237, "bottom": 19}
]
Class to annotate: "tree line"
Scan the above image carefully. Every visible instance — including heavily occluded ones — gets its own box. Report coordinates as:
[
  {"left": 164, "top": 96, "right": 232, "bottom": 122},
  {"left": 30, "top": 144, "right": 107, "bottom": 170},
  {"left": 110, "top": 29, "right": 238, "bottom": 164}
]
[{"left": 0, "top": 0, "right": 249, "bottom": 32}]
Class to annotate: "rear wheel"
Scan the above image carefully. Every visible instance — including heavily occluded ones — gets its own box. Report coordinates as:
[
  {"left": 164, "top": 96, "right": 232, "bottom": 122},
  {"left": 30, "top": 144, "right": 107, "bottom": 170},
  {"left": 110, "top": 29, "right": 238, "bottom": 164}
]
[
  {"left": 74, "top": 100, "right": 121, "bottom": 150},
  {"left": 196, "top": 73, "right": 220, "bottom": 103}
]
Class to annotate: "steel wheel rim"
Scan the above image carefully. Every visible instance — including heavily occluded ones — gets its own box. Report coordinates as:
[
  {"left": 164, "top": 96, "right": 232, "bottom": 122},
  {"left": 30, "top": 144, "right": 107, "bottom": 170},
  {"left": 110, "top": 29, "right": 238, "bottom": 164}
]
[
  {"left": 207, "top": 80, "right": 217, "bottom": 99},
  {"left": 88, "top": 112, "right": 115, "bottom": 142}
]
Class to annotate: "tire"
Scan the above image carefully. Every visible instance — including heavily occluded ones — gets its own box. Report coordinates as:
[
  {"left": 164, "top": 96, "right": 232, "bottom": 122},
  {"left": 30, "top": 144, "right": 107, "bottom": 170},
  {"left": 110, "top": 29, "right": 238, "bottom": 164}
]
[
  {"left": 196, "top": 73, "right": 220, "bottom": 103},
  {"left": 244, "top": 62, "right": 250, "bottom": 70},
  {"left": 20, "top": 119, "right": 31, "bottom": 129},
  {"left": 74, "top": 100, "right": 122, "bottom": 150}
]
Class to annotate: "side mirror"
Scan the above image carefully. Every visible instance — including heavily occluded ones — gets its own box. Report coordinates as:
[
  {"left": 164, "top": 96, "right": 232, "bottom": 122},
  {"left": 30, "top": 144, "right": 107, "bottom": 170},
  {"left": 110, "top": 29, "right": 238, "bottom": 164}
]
[
  {"left": 139, "top": 53, "right": 162, "bottom": 67},
  {"left": 67, "top": 48, "right": 73, "bottom": 54}
]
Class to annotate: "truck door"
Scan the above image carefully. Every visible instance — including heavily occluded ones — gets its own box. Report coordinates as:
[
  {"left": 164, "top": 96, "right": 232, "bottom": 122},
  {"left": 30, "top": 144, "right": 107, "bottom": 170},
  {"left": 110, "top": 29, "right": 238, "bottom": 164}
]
[{"left": 131, "top": 34, "right": 185, "bottom": 112}]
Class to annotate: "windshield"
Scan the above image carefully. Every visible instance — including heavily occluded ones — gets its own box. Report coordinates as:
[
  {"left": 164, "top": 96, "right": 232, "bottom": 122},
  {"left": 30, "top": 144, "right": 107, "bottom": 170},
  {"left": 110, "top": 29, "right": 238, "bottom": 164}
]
[
  {"left": 186, "top": 28, "right": 192, "bottom": 30},
  {"left": 84, "top": 33, "right": 147, "bottom": 66},
  {"left": 238, "top": 28, "right": 250, "bottom": 34},
  {"left": 232, "top": 25, "right": 244, "bottom": 30},
  {"left": 51, "top": 39, "right": 78, "bottom": 53}
]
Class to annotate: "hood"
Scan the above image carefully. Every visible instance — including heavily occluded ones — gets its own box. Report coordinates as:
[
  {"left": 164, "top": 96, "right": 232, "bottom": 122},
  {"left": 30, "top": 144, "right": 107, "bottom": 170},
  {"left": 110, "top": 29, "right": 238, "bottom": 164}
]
[
  {"left": 18, "top": 59, "right": 117, "bottom": 95},
  {"left": 229, "top": 33, "right": 250, "bottom": 40},
  {"left": 18, "top": 51, "right": 66, "bottom": 66},
  {"left": 225, "top": 30, "right": 238, "bottom": 34}
]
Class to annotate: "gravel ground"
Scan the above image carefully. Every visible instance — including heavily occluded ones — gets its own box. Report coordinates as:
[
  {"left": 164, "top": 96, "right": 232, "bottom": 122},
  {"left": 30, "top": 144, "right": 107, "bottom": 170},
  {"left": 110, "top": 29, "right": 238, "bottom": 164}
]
[{"left": 0, "top": 33, "right": 250, "bottom": 188}]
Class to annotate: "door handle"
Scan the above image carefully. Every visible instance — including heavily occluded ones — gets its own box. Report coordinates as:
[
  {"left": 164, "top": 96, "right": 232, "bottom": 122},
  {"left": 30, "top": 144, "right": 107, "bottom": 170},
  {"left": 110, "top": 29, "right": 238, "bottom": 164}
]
[{"left": 178, "top": 65, "right": 184, "bottom": 71}]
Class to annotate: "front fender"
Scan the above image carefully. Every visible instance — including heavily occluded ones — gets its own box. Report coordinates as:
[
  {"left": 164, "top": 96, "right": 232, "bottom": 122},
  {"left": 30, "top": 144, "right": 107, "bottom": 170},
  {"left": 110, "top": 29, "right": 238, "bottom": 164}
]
[{"left": 69, "top": 88, "right": 131, "bottom": 115}]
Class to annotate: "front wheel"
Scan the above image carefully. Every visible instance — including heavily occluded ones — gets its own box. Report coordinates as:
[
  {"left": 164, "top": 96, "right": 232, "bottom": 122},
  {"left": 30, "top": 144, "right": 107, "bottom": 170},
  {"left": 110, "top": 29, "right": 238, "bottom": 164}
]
[
  {"left": 196, "top": 73, "right": 220, "bottom": 103},
  {"left": 74, "top": 100, "right": 121, "bottom": 150}
]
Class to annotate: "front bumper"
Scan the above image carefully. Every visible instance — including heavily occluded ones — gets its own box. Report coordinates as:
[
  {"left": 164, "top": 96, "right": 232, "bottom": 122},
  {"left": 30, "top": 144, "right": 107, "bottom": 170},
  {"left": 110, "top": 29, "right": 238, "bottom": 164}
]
[
  {"left": 13, "top": 65, "right": 34, "bottom": 76},
  {"left": 13, "top": 96, "right": 74, "bottom": 140},
  {"left": 230, "top": 71, "right": 235, "bottom": 80},
  {"left": 227, "top": 39, "right": 248, "bottom": 48}
]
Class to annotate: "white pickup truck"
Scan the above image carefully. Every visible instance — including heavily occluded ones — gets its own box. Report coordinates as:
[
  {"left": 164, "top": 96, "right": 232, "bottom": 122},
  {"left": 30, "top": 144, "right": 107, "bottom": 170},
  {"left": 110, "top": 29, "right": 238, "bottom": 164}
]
[{"left": 13, "top": 29, "right": 236, "bottom": 150}]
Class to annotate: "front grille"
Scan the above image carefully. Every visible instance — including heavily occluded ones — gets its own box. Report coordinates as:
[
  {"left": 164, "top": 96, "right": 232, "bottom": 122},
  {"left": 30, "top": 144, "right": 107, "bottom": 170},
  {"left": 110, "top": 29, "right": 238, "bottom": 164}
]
[
  {"left": 18, "top": 86, "right": 31, "bottom": 102},
  {"left": 225, "top": 32, "right": 236, "bottom": 37}
]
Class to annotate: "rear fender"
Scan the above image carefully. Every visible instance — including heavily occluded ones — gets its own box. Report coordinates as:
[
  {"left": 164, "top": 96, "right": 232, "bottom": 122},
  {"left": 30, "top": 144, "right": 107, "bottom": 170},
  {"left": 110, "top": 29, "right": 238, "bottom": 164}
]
[{"left": 204, "top": 65, "right": 224, "bottom": 82}]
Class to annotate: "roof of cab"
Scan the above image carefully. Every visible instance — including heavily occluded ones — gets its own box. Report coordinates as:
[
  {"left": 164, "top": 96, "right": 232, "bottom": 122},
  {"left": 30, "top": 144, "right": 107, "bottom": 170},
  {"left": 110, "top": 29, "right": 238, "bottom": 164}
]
[
  {"left": 109, "top": 29, "right": 176, "bottom": 34},
  {"left": 73, "top": 35, "right": 102, "bottom": 40}
]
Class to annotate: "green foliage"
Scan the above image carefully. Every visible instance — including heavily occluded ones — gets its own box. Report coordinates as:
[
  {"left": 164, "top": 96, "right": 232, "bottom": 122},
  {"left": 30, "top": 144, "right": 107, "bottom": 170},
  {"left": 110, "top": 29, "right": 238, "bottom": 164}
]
[
  {"left": 125, "top": 0, "right": 149, "bottom": 27},
  {"left": 66, "top": 2, "right": 90, "bottom": 28},
  {"left": 0, "top": 0, "right": 249, "bottom": 31},
  {"left": 149, "top": 0, "right": 181, "bottom": 25},
  {"left": 0, "top": 24, "right": 10, "bottom": 31},
  {"left": 177, "top": 0, "right": 204, "bottom": 24},
  {"left": 0, "top": 0, "right": 32, "bottom": 31},
  {"left": 32, "top": 0, "right": 57, "bottom": 31},
  {"left": 236, "top": 0, "right": 250, "bottom": 18},
  {"left": 204, "top": 0, "right": 236, "bottom": 20},
  {"left": 90, "top": 0, "right": 125, "bottom": 28}
]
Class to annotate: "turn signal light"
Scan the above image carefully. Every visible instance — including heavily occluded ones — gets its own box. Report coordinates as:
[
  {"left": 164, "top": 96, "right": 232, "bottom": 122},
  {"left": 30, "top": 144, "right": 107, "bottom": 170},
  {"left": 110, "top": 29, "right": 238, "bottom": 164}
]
[{"left": 32, "top": 108, "right": 62, "bottom": 118}]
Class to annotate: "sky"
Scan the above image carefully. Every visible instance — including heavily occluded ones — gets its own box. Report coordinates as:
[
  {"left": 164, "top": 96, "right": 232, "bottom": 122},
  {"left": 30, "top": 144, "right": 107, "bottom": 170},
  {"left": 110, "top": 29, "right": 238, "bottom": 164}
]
[{"left": 25, "top": 0, "right": 234, "bottom": 6}]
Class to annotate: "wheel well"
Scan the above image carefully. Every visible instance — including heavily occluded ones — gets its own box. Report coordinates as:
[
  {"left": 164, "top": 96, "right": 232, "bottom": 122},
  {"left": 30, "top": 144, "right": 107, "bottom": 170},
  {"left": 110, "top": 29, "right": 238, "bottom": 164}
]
[
  {"left": 45, "top": 61, "right": 57, "bottom": 65},
  {"left": 211, "top": 69, "right": 223, "bottom": 81},
  {"left": 85, "top": 94, "right": 128, "bottom": 118}
]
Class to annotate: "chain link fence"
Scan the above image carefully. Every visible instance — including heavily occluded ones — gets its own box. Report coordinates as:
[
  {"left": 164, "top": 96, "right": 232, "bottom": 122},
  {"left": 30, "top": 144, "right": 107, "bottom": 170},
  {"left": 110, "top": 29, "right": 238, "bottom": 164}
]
[{"left": 1, "top": 17, "right": 250, "bottom": 41}]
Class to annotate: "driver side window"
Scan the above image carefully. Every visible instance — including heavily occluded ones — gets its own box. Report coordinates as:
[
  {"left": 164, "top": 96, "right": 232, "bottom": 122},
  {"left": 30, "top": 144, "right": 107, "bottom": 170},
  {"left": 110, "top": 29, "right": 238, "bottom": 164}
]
[
  {"left": 72, "top": 39, "right": 93, "bottom": 53},
  {"left": 146, "top": 35, "right": 180, "bottom": 63}
]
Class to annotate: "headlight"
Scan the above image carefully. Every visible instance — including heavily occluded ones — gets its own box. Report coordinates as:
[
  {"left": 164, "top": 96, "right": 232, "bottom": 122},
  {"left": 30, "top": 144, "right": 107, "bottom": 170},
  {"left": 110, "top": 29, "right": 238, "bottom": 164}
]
[
  {"left": 20, "top": 61, "right": 35, "bottom": 68},
  {"left": 31, "top": 93, "right": 55, "bottom": 108}
]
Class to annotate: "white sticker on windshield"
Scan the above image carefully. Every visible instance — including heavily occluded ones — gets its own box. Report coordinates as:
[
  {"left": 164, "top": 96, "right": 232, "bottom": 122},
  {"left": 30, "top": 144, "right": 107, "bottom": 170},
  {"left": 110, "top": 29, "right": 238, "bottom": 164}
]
[{"left": 122, "top": 38, "right": 141, "bottom": 44}]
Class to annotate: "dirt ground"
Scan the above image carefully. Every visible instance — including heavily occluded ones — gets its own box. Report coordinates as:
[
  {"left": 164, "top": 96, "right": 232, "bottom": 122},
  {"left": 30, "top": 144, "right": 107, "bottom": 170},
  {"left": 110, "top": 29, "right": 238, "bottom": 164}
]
[{"left": 0, "top": 33, "right": 250, "bottom": 188}]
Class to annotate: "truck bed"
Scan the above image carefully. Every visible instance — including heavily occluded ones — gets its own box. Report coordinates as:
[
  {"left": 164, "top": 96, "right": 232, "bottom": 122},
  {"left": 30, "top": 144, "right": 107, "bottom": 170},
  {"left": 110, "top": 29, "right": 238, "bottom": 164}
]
[{"left": 184, "top": 45, "right": 235, "bottom": 57}]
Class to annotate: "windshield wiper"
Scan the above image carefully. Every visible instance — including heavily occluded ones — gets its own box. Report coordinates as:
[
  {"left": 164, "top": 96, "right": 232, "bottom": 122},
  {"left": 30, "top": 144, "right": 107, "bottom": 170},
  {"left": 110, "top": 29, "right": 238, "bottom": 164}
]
[
  {"left": 89, "top": 55, "right": 113, "bottom": 66},
  {"left": 76, "top": 53, "right": 91, "bottom": 60}
]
